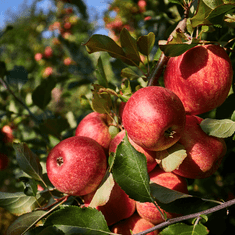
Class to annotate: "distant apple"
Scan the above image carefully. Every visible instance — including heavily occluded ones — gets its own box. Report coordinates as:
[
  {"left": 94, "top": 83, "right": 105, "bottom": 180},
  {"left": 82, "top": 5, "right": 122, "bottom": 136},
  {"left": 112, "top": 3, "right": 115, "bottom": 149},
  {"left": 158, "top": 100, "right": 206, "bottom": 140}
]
[
  {"left": 34, "top": 53, "right": 43, "bottom": 61},
  {"left": 164, "top": 44, "right": 233, "bottom": 115},
  {"left": 83, "top": 182, "right": 136, "bottom": 226},
  {"left": 173, "top": 115, "right": 227, "bottom": 179},
  {"left": 109, "top": 130, "right": 157, "bottom": 172},
  {"left": 136, "top": 166, "right": 188, "bottom": 225},
  {"left": 122, "top": 86, "right": 186, "bottom": 151},
  {"left": 42, "top": 67, "right": 53, "bottom": 78},
  {"left": 44, "top": 46, "right": 53, "bottom": 58},
  {"left": 75, "top": 112, "right": 112, "bottom": 154},
  {"left": 46, "top": 136, "right": 107, "bottom": 196},
  {"left": 111, "top": 213, "right": 158, "bottom": 235},
  {"left": 1, "top": 125, "right": 14, "bottom": 143}
]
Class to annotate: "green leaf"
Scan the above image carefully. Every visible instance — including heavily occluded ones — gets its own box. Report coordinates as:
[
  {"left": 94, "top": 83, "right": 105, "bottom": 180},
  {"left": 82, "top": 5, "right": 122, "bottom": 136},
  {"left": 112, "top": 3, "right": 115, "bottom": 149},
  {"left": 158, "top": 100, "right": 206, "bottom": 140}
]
[
  {"left": 32, "top": 78, "right": 56, "bottom": 110},
  {"left": 91, "top": 84, "right": 113, "bottom": 114},
  {"left": 6, "top": 65, "right": 28, "bottom": 90},
  {"left": 0, "top": 191, "right": 50, "bottom": 215},
  {"left": 112, "top": 134, "right": 152, "bottom": 202},
  {"left": 155, "top": 143, "right": 187, "bottom": 172},
  {"left": 137, "top": 32, "right": 155, "bottom": 56},
  {"left": 89, "top": 172, "right": 115, "bottom": 208},
  {"left": 20, "top": 177, "right": 38, "bottom": 197},
  {"left": 13, "top": 142, "right": 43, "bottom": 181},
  {"left": 120, "top": 28, "right": 141, "bottom": 65},
  {"left": 118, "top": 79, "right": 132, "bottom": 102},
  {"left": 159, "top": 40, "right": 199, "bottom": 57},
  {"left": 6, "top": 210, "right": 47, "bottom": 235},
  {"left": 200, "top": 118, "right": 235, "bottom": 138},
  {"left": 159, "top": 223, "right": 209, "bottom": 235},
  {"left": 95, "top": 56, "right": 108, "bottom": 88},
  {"left": 84, "top": 34, "right": 135, "bottom": 66},
  {"left": 121, "top": 67, "right": 140, "bottom": 80},
  {"left": 44, "top": 206, "right": 111, "bottom": 234},
  {"left": 169, "top": 0, "right": 184, "bottom": 5}
]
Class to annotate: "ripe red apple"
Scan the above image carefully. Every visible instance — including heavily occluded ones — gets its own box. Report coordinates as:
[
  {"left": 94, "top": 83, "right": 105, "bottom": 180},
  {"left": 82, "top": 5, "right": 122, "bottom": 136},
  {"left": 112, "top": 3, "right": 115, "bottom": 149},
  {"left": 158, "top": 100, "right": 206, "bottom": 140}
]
[
  {"left": 173, "top": 115, "right": 227, "bottom": 179},
  {"left": 122, "top": 86, "right": 186, "bottom": 151},
  {"left": 109, "top": 130, "right": 157, "bottom": 172},
  {"left": 164, "top": 44, "right": 233, "bottom": 115},
  {"left": 83, "top": 182, "right": 136, "bottom": 226},
  {"left": 111, "top": 213, "right": 158, "bottom": 235},
  {"left": 75, "top": 112, "right": 112, "bottom": 154},
  {"left": 136, "top": 166, "right": 188, "bottom": 225},
  {"left": 0, "top": 153, "right": 9, "bottom": 170},
  {"left": 46, "top": 136, "right": 107, "bottom": 196}
]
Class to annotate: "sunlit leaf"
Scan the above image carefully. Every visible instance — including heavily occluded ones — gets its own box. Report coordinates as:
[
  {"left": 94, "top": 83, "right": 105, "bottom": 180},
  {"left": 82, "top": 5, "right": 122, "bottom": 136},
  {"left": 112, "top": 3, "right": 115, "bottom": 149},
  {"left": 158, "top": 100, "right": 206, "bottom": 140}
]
[
  {"left": 44, "top": 206, "right": 111, "bottom": 234},
  {"left": 13, "top": 142, "right": 43, "bottom": 181},
  {"left": 200, "top": 118, "right": 235, "bottom": 138},
  {"left": 137, "top": 32, "right": 155, "bottom": 56},
  {"left": 89, "top": 172, "right": 115, "bottom": 208},
  {"left": 160, "top": 223, "right": 209, "bottom": 235},
  {"left": 112, "top": 134, "right": 152, "bottom": 202},
  {"left": 155, "top": 143, "right": 187, "bottom": 172},
  {"left": 6, "top": 210, "right": 47, "bottom": 235}
]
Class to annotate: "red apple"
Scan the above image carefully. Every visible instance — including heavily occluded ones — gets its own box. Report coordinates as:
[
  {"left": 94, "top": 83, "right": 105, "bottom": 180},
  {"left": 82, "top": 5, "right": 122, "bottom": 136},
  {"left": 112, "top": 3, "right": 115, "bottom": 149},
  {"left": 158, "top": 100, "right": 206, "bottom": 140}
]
[
  {"left": 0, "top": 153, "right": 9, "bottom": 170},
  {"left": 44, "top": 46, "right": 53, "bottom": 58},
  {"left": 46, "top": 136, "right": 107, "bottom": 196},
  {"left": 109, "top": 130, "right": 157, "bottom": 173},
  {"left": 63, "top": 57, "right": 72, "bottom": 66},
  {"left": 136, "top": 166, "right": 188, "bottom": 225},
  {"left": 83, "top": 182, "right": 136, "bottom": 226},
  {"left": 2, "top": 125, "right": 14, "bottom": 143},
  {"left": 173, "top": 115, "right": 227, "bottom": 179},
  {"left": 122, "top": 86, "right": 186, "bottom": 151},
  {"left": 111, "top": 213, "right": 158, "bottom": 235},
  {"left": 164, "top": 44, "right": 233, "bottom": 115},
  {"left": 75, "top": 112, "right": 112, "bottom": 154},
  {"left": 42, "top": 67, "right": 53, "bottom": 78},
  {"left": 34, "top": 53, "right": 43, "bottom": 61}
]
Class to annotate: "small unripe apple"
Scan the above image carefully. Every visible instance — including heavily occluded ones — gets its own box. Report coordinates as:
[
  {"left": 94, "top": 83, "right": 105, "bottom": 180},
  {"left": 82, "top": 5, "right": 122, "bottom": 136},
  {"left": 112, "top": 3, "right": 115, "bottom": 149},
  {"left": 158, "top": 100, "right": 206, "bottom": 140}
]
[
  {"left": 122, "top": 86, "right": 186, "bottom": 151},
  {"left": 83, "top": 182, "right": 136, "bottom": 226},
  {"left": 111, "top": 213, "right": 158, "bottom": 235},
  {"left": 0, "top": 153, "right": 9, "bottom": 170},
  {"left": 173, "top": 115, "right": 227, "bottom": 179},
  {"left": 46, "top": 136, "right": 107, "bottom": 196},
  {"left": 136, "top": 166, "right": 188, "bottom": 225},
  {"left": 75, "top": 112, "right": 112, "bottom": 154},
  {"left": 109, "top": 130, "right": 157, "bottom": 173},
  {"left": 164, "top": 44, "right": 233, "bottom": 115}
]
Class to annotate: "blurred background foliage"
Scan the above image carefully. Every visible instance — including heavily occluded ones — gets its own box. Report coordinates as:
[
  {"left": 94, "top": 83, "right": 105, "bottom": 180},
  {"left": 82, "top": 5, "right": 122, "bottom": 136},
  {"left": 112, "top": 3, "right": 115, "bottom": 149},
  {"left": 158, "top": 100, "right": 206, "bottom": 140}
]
[{"left": 0, "top": 0, "right": 235, "bottom": 234}]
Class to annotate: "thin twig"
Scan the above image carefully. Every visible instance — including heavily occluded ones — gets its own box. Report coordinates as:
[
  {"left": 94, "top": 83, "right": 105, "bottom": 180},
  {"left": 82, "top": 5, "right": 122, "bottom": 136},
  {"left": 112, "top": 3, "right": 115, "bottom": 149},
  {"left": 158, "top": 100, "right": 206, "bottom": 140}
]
[{"left": 134, "top": 198, "right": 235, "bottom": 235}]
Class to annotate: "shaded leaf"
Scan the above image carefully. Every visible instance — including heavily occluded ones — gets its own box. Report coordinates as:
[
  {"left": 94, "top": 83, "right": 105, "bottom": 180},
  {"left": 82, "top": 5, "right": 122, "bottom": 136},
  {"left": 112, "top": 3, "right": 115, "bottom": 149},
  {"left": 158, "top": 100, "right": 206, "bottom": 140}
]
[
  {"left": 44, "top": 206, "right": 111, "bottom": 234},
  {"left": 155, "top": 143, "right": 187, "bottom": 172},
  {"left": 6, "top": 65, "right": 28, "bottom": 90},
  {"left": 96, "top": 56, "right": 108, "bottom": 88},
  {"left": 13, "top": 142, "right": 43, "bottom": 181},
  {"left": 32, "top": 78, "right": 56, "bottom": 110},
  {"left": 20, "top": 177, "right": 38, "bottom": 197},
  {"left": 120, "top": 28, "right": 141, "bottom": 65},
  {"left": 200, "top": 118, "right": 235, "bottom": 138},
  {"left": 0, "top": 191, "right": 50, "bottom": 215},
  {"left": 6, "top": 210, "right": 47, "bottom": 235},
  {"left": 137, "top": 32, "right": 155, "bottom": 56},
  {"left": 112, "top": 134, "right": 152, "bottom": 202},
  {"left": 89, "top": 172, "right": 115, "bottom": 208},
  {"left": 159, "top": 223, "right": 209, "bottom": 235},
  {"left": 121, "top": 67, "right": 140, "bottom": 80}
]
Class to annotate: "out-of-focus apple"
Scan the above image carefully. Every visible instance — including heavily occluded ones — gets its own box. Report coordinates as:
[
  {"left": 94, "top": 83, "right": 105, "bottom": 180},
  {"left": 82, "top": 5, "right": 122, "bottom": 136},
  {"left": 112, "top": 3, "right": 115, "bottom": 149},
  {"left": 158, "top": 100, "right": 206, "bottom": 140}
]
[
  {"left": 44, "top": 46, "right": 53, "bottom": 58},
  {"left": 136, "top": 167, "right": 188, "bottom": 225},
  {"left": 109, "top": 130, "right": 157, "bottom": 172},
  {"left": 2, "top": 125, "right": 14, "bottom": 143},
  {"left": 63, "top": 57, "right": 72, "bottom": 66},
  {"left": 0, "top": 153, "right": 9, "bottom": 170},
  {"left": 122, "top": 86, "right": 186, "bottom": 151},
  {"left": 111, "top": 213, "right": 158, "bottom": 235},
  {"left": 75, "top": 112, "right": 112, "bottom": 154},
  {"left": 173, "top": 115, "right": 227, "bottom": 179},
  {"left": 46, "top": 136, "right": 107, "bottom": 196},
  {"left": 42, "top": 67, "right": 53, "bottom": 78},
  {"left": 34, "top": 53, "right": 43, "bottom": 61},
  {"left": 83, "top": 182, "right": 136, "bottom": 226},
  {"left": 164, "top": 44, "right": 233, "bottom": 115}
]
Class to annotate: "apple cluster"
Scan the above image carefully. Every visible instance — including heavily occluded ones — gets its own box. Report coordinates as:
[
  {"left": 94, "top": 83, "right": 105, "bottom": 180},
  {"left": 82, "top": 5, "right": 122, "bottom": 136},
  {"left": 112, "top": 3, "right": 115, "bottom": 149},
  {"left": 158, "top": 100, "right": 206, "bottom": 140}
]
[{"left": 46, "top": 44, "right": 232, "bottom": 234}]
